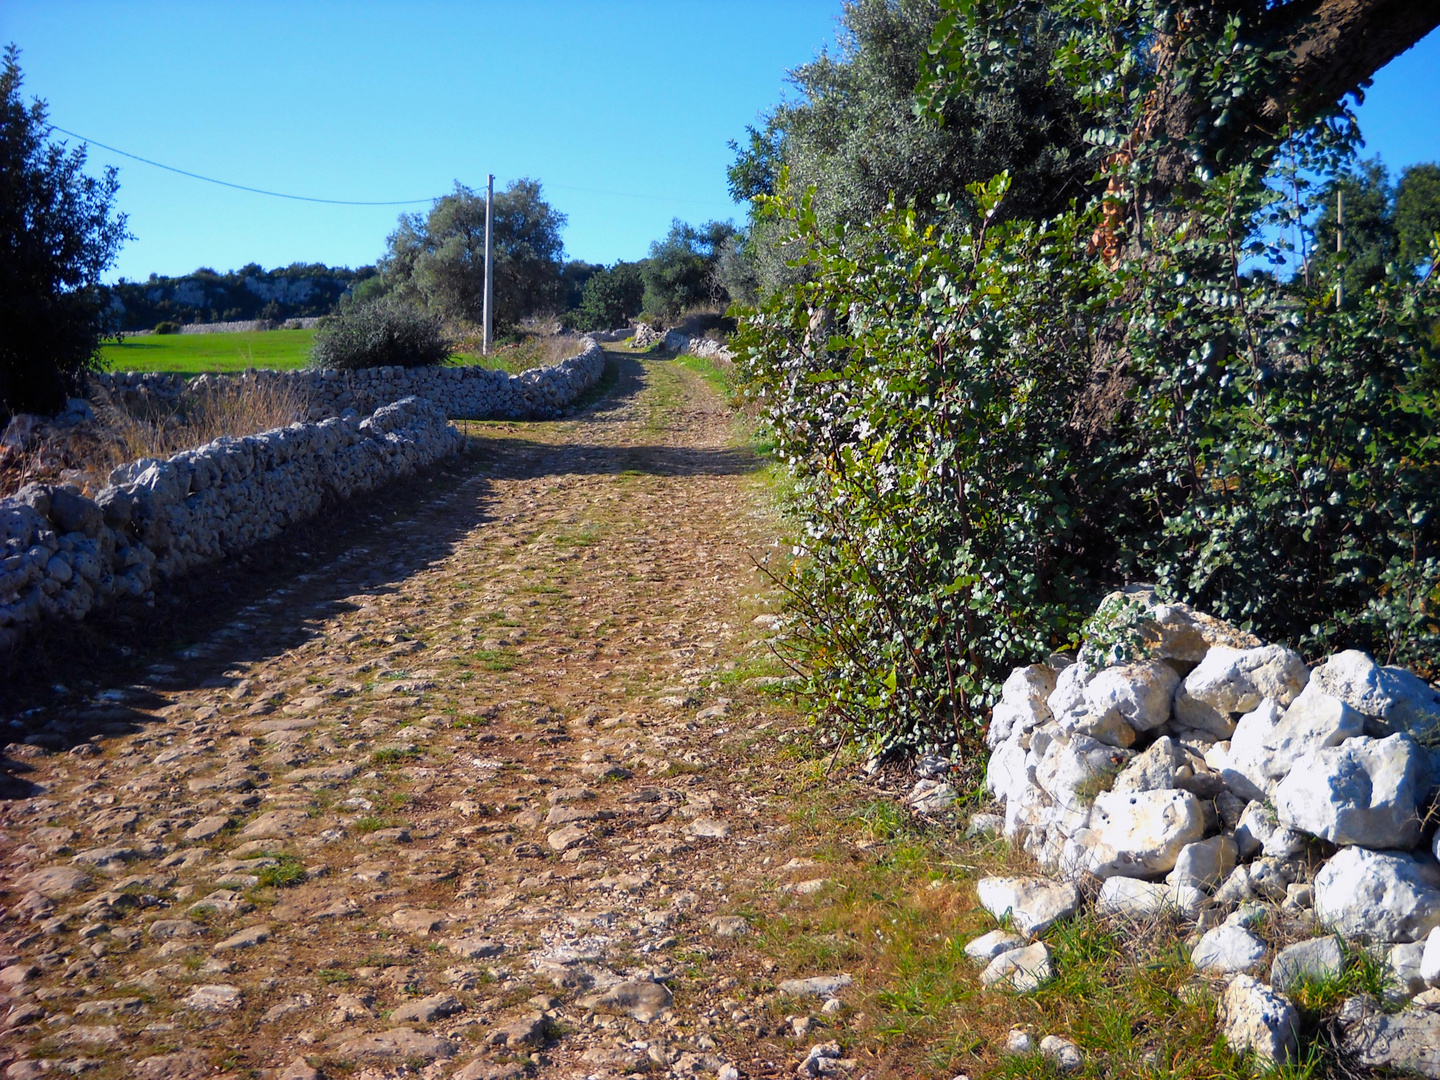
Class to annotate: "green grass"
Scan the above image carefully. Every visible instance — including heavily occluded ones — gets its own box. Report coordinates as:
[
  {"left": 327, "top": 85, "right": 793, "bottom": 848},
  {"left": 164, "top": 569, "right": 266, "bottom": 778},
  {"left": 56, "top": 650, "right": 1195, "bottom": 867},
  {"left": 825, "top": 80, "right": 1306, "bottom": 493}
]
[
  {"left": 98, "top": 326, "right": 572, "bottom": 378},
  {"left": 100, "top": 328, "right": 316, "bottom": 376}
]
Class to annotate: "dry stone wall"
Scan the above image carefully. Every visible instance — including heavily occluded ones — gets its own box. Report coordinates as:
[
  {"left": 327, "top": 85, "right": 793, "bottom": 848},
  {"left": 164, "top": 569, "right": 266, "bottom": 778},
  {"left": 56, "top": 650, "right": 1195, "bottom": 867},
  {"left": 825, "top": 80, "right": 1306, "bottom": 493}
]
[{"left": 1, "top": 339, "right": 607, "bottom": 649}]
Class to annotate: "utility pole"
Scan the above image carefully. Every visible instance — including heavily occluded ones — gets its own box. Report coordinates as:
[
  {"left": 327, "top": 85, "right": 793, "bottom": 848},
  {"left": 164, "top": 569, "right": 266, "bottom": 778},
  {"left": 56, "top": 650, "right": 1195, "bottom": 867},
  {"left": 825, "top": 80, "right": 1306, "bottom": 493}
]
[
  {"left": 483, "top": 173, "right": 495, "bottom": 354},
  {"left": 1335, "top": 188, "right": 1344, "bottom": 310}
]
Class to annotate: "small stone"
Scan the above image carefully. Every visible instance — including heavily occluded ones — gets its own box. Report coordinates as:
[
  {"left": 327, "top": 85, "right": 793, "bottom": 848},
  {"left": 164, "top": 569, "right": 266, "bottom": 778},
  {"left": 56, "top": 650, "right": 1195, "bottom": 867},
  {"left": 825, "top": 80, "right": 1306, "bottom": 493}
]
[
  {"left": 278, "top": 1059, "right": 320, "bottom": 1080},
  {"left": 1217, "top": 975, "right": 1299, "bottom": 1063},
  {"left": 445, "top": 936, "right": 504, "bottom": 959},
  {"left": 16, "top": 865, "right": 91, "bottom": 899},
  {"left": 181, "top": 984, "right": 243, "bottom": 1010},
  {"left": 547, "top": 824, "right": 588, "bottom": 851},
  {"left": 184, "top": 815, "right": 231, "bottom": 842},
  {"left": 777, "top": 974, "right": 853, "bottom": 998},
  {"left": 688, "top": 817, "right": 732, "bottom": 839},
  {"left": 391, "top": 908, "right": 445, "bottom": 935},
  {"left": 1421, "top": 926, "right": 1440, "bottom": 987},
  {"left": 1039, "top": 1034, "right": 1083, "bottom": 1073},
  {"left": 1166, "top": 835, "right": 1238, "bottom": 891},
  {"left": 708, "top": 916, "right": 750, "bottom": 938},
  {"left": 1338, "top": 995, "right": 1440, "bottom": 1076},
  {"left": 1004, "top": 1029, "right": 1034, "bottom": 1054},
  {"left": 212, "top": 924, "right": 269, "bottom": 950},
  {"left": 975, "top": 877, "right": 1080, "bottom": 936},
  {"left": 332, "top": 1028, "right": 456, "bottom": 1062},
  {"left": 485, "top": 1011, "right": 551, "bottom": 1049},
  {"left": 578, "top": 978, "right": 673, "bottom": 1022},
  {"left": 1095, "top": 877, "right": 1205, "bottom": 920},
  {"left": 980, "top": 942, "right": 1052, "bottom": 992},
  {"left": 390, "top": 992, "right": 463, "bottom": 1023},
  {"left": 964, "top": 930, "right": 1025, "bottom": 963},
  {"left": 1192, "top": 925, "right": 1267, "bottom": 975}
]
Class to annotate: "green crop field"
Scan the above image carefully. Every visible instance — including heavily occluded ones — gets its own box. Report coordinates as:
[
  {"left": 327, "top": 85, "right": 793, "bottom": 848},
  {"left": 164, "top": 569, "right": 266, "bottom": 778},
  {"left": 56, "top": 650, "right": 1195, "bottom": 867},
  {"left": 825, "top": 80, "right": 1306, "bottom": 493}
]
[
  {"left": 98, "top": 327, "right": 581, "bottom": 379},
  {"left": 99, "top": 328, "right": 317, "bottom": 377}
]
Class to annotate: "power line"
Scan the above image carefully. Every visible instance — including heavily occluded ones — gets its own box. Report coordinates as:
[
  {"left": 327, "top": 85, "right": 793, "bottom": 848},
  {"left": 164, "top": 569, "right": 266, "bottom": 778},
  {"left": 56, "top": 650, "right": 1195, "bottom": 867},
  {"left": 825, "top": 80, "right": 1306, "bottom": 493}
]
[
  {"left": 48, "top": 123, "right": 739, "bottom": 212},
  {"left": 46, "top": 124, "right": 437, "bottom": 205}
]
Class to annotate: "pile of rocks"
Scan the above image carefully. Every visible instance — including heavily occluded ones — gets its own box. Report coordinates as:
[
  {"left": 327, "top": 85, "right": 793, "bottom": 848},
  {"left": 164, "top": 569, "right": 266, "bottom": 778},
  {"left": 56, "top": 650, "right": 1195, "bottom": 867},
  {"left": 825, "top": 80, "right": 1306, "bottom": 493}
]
[
  {"left": 971, "top": 585, "right": 1440, "bottom": 1071},
  {"left": 0, "top": 396, "right": 464, "bottom": 650},
  {"left": 91, "top": 337, "right": 607, "bottom": 423}
]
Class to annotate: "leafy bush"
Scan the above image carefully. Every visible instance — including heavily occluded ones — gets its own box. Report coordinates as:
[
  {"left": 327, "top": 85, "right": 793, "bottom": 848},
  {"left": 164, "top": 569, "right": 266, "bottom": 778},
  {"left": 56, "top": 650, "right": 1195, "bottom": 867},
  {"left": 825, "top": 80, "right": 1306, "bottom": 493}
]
[
  {"left": 571, "top": 261, "right": 644, "bottom": 331},
  {"left": 0, "top": 45, "right": 128, "bottom": 417},
  {"left": 737, "top": 1, "right": 1440, "bottom": 757},
  {"left": 153, "top": 320, "right": 179, "bottom": 335},
  {"left": 309, "top": 297, "right": 452, "bottom": 370}
]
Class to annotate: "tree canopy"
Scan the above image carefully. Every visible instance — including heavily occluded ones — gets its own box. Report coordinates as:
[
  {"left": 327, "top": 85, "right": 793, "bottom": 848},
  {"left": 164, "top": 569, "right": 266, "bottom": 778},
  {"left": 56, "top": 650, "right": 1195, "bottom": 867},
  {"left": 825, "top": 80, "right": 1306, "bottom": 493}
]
[
  {"left": 380, "top": 179, "right": 567, "bottom": 332},
  {"left": 0, "top": 45, "right": 128, "bottom": 417}
]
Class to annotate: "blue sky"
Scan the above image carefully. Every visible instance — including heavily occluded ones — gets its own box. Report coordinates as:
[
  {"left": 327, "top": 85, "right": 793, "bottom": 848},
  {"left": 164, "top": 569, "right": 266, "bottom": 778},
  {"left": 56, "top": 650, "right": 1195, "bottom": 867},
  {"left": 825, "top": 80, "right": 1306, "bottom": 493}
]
[{"left": 3, "top": 2, "right": 1437, "bottom": 282}]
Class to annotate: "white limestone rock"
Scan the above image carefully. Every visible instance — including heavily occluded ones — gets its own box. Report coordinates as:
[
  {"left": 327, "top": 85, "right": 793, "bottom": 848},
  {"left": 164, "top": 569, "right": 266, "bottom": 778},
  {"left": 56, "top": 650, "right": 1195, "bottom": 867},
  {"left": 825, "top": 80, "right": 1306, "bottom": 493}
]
[
  {"left": 980, "top": 942, "right": 1052, "bottom": 992},
  {"left": 976, "top": 877, "right": 1080, "bottom": 937},
  {"left": 1032, "top": 732, "right": 1133, "bottom": 804},
  {"left": 1222, "top": 685, "right": 1365, "bottom": 801},
  {"left": 1313, "top": 847, "right": 1440, "bottom": 944},
  {"left": 964, "top": 930, "right": 1025, "bottom": 963},
  {"left": 1093, "top": 586, "right": 1261, "bottom": 663},
  {"left": 1174, "top": 645, "right": 1308, "bottom": 737},
  {"left": 1313, "top": 650, "right": 1440, "bottom": 747},
  {"left": 1082, "top": 788, "right": 1207, "bottom": 878},
  {"left": 988, "top": 665, "right": 1057, "bottom": 749},
  {"left": 1083, "top": 660, "right": 1181, "bottom": 733},
  {"left": 1218, "top": 976, "right": 1300, "bottom": 1064},
  {"left": 1192, "top": 924, "right": 1267, "bottom": 974},
  {"left": 1387, "top": 940, "right": 1430, "bottom": 998},
  {"left": 1045, "top": 662, "right": 1092, "bottom": 726},
  {"left": 1274, "top": 733, "right": 1425, "bottom": 850},
  {"left": 985, "top": 735, "right": 1030, "bottom": 804},
  {"left": 1421, "top": 926, "right": 1440, "bottom": 987},
  {"left": 1095, "top": 876, "right": 1205, "bottom": 919},
  {"left": 1112, "top": 736, "right": 1185, "bottom": 794},
  {"left": 1166, "top": 835, "right": 1238, "bottom": 891}
]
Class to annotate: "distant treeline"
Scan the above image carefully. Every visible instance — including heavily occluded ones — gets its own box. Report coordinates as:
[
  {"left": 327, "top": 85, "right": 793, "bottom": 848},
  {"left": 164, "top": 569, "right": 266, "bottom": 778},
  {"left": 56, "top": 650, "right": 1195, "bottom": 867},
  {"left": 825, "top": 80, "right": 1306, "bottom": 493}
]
[{"left": 109, "top": 263, "right": 379, "bottom": 331}]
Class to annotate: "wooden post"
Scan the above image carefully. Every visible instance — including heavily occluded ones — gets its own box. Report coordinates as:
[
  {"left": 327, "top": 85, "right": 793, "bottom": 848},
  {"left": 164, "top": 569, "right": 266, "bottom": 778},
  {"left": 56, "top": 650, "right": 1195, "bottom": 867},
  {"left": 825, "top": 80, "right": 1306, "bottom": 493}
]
[{"left": 483, "top": 173, "right": 495, "bottom": 354}]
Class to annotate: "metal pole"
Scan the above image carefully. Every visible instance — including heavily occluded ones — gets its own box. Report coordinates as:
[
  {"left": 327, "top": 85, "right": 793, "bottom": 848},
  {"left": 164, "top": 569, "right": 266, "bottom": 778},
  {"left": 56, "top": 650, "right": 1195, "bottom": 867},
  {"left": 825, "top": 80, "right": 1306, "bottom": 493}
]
[
  {"left": 483, "top": 173, "right": 495, "bottom": 354},
  {"left": 1335, "top": 188, "right": 1344, "bottom": 309}
]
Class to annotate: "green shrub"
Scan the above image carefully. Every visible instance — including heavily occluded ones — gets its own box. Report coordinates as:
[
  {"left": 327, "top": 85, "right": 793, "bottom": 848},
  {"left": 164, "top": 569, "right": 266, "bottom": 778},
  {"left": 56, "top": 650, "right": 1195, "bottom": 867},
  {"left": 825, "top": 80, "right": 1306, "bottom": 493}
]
[
  {"left": 734, "top": 0, "right": 1440, "bottom": 759},
  {"left": 153, "top": 320, "right": 179, "bottom": 335},
  {"left": 309, "top": 297, "right": 452, "bottom": 370}
]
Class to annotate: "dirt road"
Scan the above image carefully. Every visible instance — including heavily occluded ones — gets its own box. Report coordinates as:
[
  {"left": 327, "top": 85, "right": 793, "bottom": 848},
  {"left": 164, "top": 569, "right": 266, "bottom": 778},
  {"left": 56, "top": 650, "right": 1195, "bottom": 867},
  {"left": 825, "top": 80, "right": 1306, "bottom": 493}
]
[{"left": 0, "top": 354, "right": 907, "bottom": 1080}]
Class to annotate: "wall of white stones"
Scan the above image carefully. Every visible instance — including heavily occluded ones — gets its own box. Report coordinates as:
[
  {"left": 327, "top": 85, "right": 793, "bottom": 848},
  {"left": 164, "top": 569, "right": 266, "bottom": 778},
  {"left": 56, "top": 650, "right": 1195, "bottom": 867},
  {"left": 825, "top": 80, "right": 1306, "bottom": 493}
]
[{"left": 0, "top": 339, "right": 607, "bottom": 649}]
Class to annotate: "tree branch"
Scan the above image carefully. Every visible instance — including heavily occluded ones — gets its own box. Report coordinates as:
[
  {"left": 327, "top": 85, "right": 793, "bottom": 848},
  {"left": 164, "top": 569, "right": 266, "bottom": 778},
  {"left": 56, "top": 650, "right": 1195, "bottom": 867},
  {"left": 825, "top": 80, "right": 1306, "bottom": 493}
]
[{"left": 1260, "top": 0, "right": 1440, "bottom": 123}]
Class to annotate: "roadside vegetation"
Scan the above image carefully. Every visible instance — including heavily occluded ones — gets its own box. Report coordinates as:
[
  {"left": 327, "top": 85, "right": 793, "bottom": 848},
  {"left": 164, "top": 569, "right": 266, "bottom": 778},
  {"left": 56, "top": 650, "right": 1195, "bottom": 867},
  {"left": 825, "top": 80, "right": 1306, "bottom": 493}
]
[{"left": 727, "top": 0, "right": 1440, "bottom": 759}]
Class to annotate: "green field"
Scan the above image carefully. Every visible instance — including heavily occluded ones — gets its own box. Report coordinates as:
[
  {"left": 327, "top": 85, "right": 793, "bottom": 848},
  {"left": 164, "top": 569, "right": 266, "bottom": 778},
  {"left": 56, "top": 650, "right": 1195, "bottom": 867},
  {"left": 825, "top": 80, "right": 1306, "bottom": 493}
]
[
  {"left": 97, "top": 328, "right": 565, "bottom": 378},
  {"left": 100, "top": 329, "right": 316, "bottom": 376}
]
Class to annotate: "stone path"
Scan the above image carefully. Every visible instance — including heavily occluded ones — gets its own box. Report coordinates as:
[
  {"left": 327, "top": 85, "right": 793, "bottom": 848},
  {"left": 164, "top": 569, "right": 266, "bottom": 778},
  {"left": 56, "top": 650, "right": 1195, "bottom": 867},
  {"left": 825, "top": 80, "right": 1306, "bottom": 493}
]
[{"left": 0, "top": 354, "right": 852, "bottom": 1080}]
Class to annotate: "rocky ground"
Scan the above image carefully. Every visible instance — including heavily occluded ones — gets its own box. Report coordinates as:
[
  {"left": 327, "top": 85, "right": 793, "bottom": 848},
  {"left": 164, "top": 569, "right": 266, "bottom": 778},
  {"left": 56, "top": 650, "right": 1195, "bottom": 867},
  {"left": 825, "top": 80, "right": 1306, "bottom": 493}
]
[{"left": 0, "top": 354, "right": 885, "bottom": 1080}]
